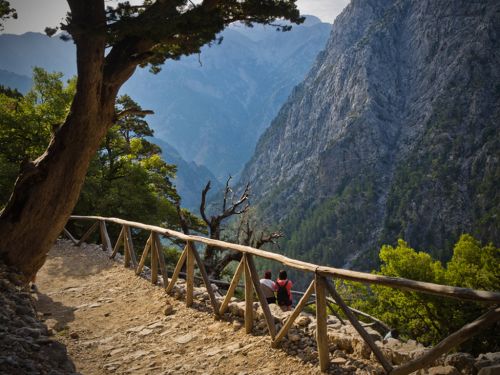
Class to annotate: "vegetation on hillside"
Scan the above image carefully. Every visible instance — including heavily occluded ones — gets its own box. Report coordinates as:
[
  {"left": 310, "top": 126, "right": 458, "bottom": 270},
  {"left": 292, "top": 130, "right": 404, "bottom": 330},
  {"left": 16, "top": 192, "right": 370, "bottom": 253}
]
[
  {"left": 382, "top": 90, "right": 500, "bottom": 263},
  {"left": 339, "top": 235, "right": 499, "bottom": 354}
]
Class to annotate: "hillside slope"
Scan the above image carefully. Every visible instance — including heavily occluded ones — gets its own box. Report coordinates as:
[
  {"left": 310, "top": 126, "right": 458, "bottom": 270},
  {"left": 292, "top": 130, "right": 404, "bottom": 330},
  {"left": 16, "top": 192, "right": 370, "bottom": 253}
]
[
  {"left": 153, "top": 138, "right": 222, "bottom": 211},
  {"left": 239, "top": 0, "right": 500, "bottom": 269}
]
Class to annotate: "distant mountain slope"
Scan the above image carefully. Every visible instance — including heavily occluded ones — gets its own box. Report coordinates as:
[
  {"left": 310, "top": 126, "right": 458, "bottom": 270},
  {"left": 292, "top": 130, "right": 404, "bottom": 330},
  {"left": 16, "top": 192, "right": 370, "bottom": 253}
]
[
  {"left": 122, "top": 17, "right": 331, "bottom": 178},
  {"left": 0, "top": 18, "right": 330, "bottom": 202},
  {"left": 0, "top": 32, "right": 76, "bottom": 78},
  {"left": 0, "top": 69, "right": 31, "bottom": 93},
  {"left": 240, "top": 0, "right": 500, "bottom": 270},
  {"left": 152, "top": 138, "right": 221, "bottom": 212}
]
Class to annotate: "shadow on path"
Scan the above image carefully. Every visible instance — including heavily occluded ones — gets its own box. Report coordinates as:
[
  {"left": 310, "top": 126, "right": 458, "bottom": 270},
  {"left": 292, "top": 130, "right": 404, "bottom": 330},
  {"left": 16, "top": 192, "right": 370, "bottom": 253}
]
[{"left": 35, "top": 290, "right": 76, "bottom": 332}]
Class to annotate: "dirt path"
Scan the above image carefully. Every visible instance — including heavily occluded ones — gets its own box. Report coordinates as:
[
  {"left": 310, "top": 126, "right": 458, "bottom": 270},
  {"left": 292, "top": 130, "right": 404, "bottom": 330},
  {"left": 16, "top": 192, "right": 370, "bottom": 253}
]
[{"left": 35, "top": 240, "right": 330, "bottom": 375}]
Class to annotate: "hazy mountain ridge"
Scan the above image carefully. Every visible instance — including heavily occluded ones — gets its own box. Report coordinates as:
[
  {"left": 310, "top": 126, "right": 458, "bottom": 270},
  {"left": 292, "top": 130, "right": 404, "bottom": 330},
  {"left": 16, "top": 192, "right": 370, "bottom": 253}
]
[
  {"left": 0, "top": 18, "right": 331, "bottom": 207},
  {"left": 122, "top": 17, "right": 332, "bottom": 178},
  {"left": 0, "top": 69, "right": 31, "bottom": 93},
  {"left": 0, "top": 32, "right": 76, "bottom": 78},
  {"left": 239, "top": 0, "right": 500, "bottom": 269},
  {"left": 151, "top": 138, "right": 222, "bottom": 211}
]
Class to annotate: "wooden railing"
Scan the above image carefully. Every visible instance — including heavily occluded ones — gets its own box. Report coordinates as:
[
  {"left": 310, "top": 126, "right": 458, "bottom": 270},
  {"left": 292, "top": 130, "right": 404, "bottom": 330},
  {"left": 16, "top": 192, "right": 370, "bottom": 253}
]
[{"left": 65, "top": 215, "right": 500, "bottom": 374}]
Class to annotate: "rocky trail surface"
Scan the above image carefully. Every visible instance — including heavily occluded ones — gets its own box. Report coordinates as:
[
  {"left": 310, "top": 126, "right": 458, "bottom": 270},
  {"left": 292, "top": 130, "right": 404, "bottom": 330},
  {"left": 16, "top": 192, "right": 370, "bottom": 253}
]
[
  {"left": 2, "top": 239, "right": 498, "bottom": 374},
  {"left": 34, "top": 240, "right": 358, "bottom": 375}
]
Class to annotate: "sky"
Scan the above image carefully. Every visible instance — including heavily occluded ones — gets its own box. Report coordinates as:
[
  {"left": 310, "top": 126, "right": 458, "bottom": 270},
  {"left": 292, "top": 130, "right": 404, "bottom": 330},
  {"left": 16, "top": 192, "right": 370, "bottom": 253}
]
[{"left": 2, "top": 0, "right": 349, "bottom": 34}]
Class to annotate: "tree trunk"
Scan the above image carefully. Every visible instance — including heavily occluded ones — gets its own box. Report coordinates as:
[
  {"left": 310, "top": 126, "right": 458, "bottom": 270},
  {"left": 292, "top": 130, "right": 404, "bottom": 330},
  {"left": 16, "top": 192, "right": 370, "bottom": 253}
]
[{"left": 0, "top": 0, "right": 123, "bottom": 282}]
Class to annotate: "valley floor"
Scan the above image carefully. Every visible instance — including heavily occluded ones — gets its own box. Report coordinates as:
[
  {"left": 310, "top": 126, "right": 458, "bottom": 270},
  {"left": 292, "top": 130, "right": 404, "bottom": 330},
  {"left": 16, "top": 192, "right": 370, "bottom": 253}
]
[{"left": 35, "top": 240, "right": 357, "bottom": 375}]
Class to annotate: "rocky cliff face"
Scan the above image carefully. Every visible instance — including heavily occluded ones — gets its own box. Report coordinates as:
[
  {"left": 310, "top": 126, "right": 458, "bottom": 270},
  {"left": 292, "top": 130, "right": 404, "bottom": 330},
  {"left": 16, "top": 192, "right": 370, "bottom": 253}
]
[{"left": 240, "top": 0, "right": 500, "bottom": 269}]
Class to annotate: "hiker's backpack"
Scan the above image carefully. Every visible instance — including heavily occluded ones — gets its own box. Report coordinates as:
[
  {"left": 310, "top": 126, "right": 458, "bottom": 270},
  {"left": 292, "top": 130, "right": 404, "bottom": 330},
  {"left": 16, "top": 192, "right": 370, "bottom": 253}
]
[{"left": 276, "top": 280, "right": 289, "bottom": 305}]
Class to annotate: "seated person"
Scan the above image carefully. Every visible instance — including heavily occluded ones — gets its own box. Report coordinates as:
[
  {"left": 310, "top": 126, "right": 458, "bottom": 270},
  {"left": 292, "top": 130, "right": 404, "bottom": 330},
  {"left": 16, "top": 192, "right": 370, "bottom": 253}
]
[
  {"left": 276, "top": 270, "right": 293, "bottom": 311},
  {"left": 260, "top": 270, "right": 277, "bottom": 304}
]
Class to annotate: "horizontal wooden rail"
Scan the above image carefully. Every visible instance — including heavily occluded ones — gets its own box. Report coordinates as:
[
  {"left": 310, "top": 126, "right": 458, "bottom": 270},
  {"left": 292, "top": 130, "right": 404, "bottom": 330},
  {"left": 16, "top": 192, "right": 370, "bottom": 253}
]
[{"left": 69, "top": 215, "right": 500, "bottom": 304}]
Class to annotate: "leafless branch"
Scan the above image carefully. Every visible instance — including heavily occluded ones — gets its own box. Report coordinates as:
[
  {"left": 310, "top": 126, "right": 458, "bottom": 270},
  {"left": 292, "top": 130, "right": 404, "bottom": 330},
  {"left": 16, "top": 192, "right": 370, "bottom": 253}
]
[
  {"left": 200, "top": 180, "right": 211, "bottom": 226},
  {"left": 237, "top": 218, "right": 253, "bottom": 246},
  {"left": 212, "top": 251, "right": 242, "bottom": 277},
  {"left": 220, "top": 182, "right": 250, "bottom": 220},
  {"left": 175, "top": 200, "right": 190, "bottom": 235},
  {"left": 222, "top": 175, "right": 232, "bottom": 213},
  {"left": 255, "top": 230, "right": 283, "bottom": 249}
]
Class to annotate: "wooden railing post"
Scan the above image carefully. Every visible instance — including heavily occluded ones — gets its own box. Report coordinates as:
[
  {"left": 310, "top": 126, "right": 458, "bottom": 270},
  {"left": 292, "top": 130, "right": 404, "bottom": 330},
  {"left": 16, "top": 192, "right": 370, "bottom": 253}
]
[
  {"left": 77, "top": 221, "right": 98, "bottom": 246},
  {"left": 110, "top": 226, "right": 125, "bottom": 259},
  {"left": 186, "top": 241, "right": 195, "bottom": 307},
  {"left": 62, "top": 227, "right": 78, "bottom": 245},
  {"left": 246, "top": 254, "right": 276, "bottom": 339},
  {"left": 390, "top": 306, "right": 500, "bottom": 375},
  {"left": 273, "top": 279, "right": 315, "bottom": 347},
  {"left": 136, "top": 233, "right": 153, "bottom": 275},
  {"left": 244, "top": 254, "right": 253, "bottom": 334},
  {"left": 315, "top": 274, "right": 329, "bottom": 372},
  {"left": 219, "top": 257, "right": 245, "bottom": 315},
  {"left": 324, "top": 278, "right": 393, "bottom": 374},
  {"left": 150, "top": 234, "right": 159, "bottom": 284},
  {"left": 123, "top": 225, "right": 131, "bottom": 267},
  {"left": 166, "top": 246, "right": 187, "bottom": 293},
  {"left": 99, "top": 220, "right": 112, "bottom": 252},
  {"left": 188, "top": 241, "right": 220, "bottom": 317},
  {"left": 124, "top": 225, "right": 137, "bottom": 268},
  {"left": 153, "top": 233, "right": 169, "bottom": 288}
]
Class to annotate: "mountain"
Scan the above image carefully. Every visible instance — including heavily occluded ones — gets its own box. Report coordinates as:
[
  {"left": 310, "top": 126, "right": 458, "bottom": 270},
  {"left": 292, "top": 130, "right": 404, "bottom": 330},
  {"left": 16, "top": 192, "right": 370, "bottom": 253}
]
[
  {"left": 0, "top": 18, "right": 331, "bottom": 204},
  {"left": 0, "top": 69, "right": 31, "bottom": 93},
  {"left": 122, "top": 17, "right": 331, "bottom": 179},
  {"left": 239, "top": 0, "right": 500, "bottom": 270},
  {"left": 151, "top": 138, "right": 222, "bottom": 212},
  {"left": 0, "top": 32, "right": 76, "bottom": 78}
]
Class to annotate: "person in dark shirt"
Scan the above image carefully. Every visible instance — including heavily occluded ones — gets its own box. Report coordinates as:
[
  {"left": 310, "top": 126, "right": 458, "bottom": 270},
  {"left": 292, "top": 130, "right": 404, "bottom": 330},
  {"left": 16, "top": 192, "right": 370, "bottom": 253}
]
[{"left": 276, "top": 270, "right": 293, "bottom": 311}]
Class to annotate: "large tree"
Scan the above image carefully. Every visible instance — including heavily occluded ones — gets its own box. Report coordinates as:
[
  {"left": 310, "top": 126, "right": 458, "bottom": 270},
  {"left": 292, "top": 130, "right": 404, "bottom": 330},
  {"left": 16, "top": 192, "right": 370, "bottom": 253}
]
[{"left": 0, "top": 0, "right": 302, "bottom": 281}]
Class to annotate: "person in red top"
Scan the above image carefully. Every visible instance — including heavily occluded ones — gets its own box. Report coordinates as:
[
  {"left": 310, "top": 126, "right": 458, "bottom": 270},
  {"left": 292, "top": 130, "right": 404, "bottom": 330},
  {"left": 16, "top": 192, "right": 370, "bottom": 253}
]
[{"left": 276, "top": 269, "right": 293, "bottom": 311}]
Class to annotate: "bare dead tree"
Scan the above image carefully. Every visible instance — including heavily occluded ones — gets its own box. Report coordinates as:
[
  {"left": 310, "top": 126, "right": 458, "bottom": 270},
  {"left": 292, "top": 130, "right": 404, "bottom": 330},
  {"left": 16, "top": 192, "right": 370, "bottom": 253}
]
[
  {"left": 199, "top": 179, "right": 283, "bottom": 279},
  {"left": 199, "top": 176, "right": 250, "bottom": 276},
  {"left": 210, "top": 212, "right": 284, "bottom": 279},
  {"left": 175, "top": 200, "right": 190, "bottom": 235}
]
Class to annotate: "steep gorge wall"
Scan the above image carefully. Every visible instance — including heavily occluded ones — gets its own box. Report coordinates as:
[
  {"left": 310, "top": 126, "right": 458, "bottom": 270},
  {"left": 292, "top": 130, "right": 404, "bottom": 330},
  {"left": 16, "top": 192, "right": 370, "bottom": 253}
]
[{"left": 240, "top": 0, "right": 500, "bottom": 270}]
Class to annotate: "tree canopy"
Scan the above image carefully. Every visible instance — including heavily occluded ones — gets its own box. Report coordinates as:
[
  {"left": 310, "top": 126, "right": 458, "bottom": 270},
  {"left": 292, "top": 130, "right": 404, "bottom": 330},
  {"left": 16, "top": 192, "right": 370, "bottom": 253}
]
[
  {"left": 55, "top": 0, "right": 303, "bottom": 84},
  {"left": 0, "top": 0, "right": 16, "bottom": 30},
  {"left": 340, "top": 235, "right": 499, "bottom": 354},
  {"left": 75, "top": 94, "right": 182, "bottom": 229},
  {"left": 0, "top": 69, "right": 75, "bottom": 205}
]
